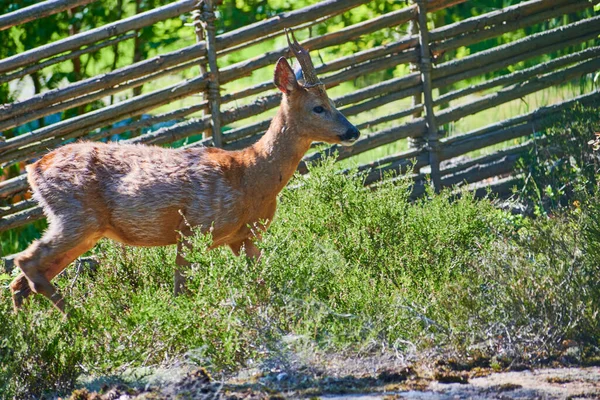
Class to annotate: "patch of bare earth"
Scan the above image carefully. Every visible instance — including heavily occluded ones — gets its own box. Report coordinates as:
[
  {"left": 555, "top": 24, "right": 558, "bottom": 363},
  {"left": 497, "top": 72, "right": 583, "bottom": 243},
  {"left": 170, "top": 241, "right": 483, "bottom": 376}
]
[{"left": 66, "top": 351, "right": 600, "bottom": 400}]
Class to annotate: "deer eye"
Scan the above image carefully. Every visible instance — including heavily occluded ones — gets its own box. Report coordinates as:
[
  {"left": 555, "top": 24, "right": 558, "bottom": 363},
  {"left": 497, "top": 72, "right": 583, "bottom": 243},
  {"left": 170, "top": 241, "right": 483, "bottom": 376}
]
[{"left": 313, "top": 106, "right": 325, "bottom": 114}]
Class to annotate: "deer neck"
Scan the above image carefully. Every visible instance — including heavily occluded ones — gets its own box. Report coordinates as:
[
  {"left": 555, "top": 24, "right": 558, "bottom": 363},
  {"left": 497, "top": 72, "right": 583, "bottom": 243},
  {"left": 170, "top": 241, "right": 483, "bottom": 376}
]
[{"left": 244, "top": 109, "right": 311, "bottom": 198}]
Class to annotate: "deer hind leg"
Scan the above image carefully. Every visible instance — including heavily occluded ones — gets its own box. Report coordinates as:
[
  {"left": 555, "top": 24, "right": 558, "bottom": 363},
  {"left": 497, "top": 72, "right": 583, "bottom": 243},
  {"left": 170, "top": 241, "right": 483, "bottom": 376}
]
[
  {"left": 228, "top": 238, "right": 262, "bottom": 261},
  {"left": 11, "top": 230, "right": 98, "bottom": 315}
]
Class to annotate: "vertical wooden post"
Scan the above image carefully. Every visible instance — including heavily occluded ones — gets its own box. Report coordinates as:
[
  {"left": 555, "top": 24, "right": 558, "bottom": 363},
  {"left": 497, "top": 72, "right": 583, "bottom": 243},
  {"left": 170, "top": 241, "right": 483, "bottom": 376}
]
[
  {"left": 407, "top": 18, "right": 425, "bottom": 152},
  {"left": 415, "top": 0, "right": 441, "bottom": 192},
  {"left": 192, "top": 4, "right": 210, "bottom": 138},
  {"left": 200, "top": 0, "right": 222, "bottom": 147}
]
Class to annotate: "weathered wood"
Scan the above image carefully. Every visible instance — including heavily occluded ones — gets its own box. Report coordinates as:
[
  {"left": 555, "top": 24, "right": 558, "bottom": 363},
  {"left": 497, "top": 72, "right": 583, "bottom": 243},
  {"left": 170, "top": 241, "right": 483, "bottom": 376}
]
[
  {"left": 202, "top": 0, "right": 223, "bottom": 148},
  {"left": 441, "top": 152, "right": 522, "bottom": 188},
  {"left": 356, "top": 148, "right": 425, "bottom": 173},
  {"left": 436, "top": 57, "right": 600, "bottom": 126},
  {"left": 471, "top": 175, "right": 521, "bottom": 199},
  {"left": 362, "top": 153, "right": 429, "bottom": 186},
  {"left": 0, "top": 206, "right": 44, "bottom": 232},
  {"left": 440, "top": 140, "right": 535, "bottom": 178},
  {"left": 433, "top": 31, "right": 600, "bottom": 92},
  {"left": 0, "top": 58, "right": 203, "bottom": 142},
  {"left": 356, "top": 105, "right": 424, "bottom": 131},
  {"left": 301, "top": 119, "right": 427, "bottom": 168},
  {"left": 427, "top": 0, "right": 467, "bottom": 12},
  {"left": 434, "top": 45, "right": 600, "bottom": 107},
  {"left": 215, "top": 0, "right": 402, "bottom": 53},
  {"left": 90, "top": 102, "right": 208, "bottom": 141},
  {"left": 221, "top": 94, "right": 282, "bottom": 126},
  {"left": 125, "top": 117, "right": 209, "bottom": 146},
  {"left": 0, "top": 0, "right": 198, "bottom": 75},
  {"left": 430, "top": 0, "right": 575, "bottom": 43},
  {"left": 407, "top": 18, "right": 425, "bottom": 151},
  {"left": 192, "top": 6, "right": 210, "bottom": 137},
  {"left": 335, "top": 73, "right": 421, "bottom": 108},
  {"left": 439, "top": 90, "right": 600, "bottom": 160},
  {"left": 0, "top": 33, "right": 136, "bottom": 85},
  {"left": 341, "top": 86, "right": 422, "bottom": 117},
  {"left": 0, "top": 0, "right": 97, "bottom": 31},
  {"left": 324, "top": 50, "right": 418, "bottom": 88},
  {"left": 415, "top": 0, "right": 441, "bottom": 192},
  {"left": 221, "top": 38, "right": 419, "bottom": 105},
  {"left": 0, "top": 76, "right": 208, "bottom": 157},
  {"left": 0, "top": 175, "right": 29, "bottom": 199},
  {"left": 1, "top": 102, "right": 205, "bottom": 166},
  {"left": 0, "top": 199, "right": 37, "bottom": 218},
  {"left": 432, "top": 15, "right": 600, "bottom": 83},
  {"left": 218, "top": 14, "right": 335, "bottom": 57},
  {"left": 222, "top": 119, "right": 272, "bottom": 144},
  {"left": 0, "top": 43, "right": 207, "bottom": 131},
  {"left": 219, "top": 6, "right": 417, "bottom": 86},
  {"left": 432, "top": 1, "right": 597, "bottom": 55}
]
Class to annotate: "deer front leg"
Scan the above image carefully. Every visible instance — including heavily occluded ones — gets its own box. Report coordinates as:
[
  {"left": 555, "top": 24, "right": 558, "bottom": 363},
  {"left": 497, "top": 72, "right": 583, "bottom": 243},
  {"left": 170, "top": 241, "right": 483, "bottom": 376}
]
[{"left": 174, "top": 239, "right": 192, "bottom": 296}]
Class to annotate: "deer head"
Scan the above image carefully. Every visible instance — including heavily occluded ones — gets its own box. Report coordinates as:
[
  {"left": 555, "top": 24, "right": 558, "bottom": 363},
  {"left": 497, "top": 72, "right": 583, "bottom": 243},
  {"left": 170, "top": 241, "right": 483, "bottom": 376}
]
[{"left": 273, "top": 29, "right": 360, "bottom": 146}]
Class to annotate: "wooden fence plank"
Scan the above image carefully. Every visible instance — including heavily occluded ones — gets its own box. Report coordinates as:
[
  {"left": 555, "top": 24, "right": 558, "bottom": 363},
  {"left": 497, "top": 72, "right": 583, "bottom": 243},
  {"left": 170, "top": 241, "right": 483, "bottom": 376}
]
[
  {"left": 0, "top": 43, "right": 207, "bottom": 131},
  {"left": 433, "top": 31, "right": 600, "bottom": 91},
  {"left": 0, "top": 0, "right": 198, "bottom": 75},
  {"left": 0, "top": 0, "right": 97, "bottom": 31},
  {"left": 432, "top": 15, "right": 600, "bottom": 83},
  {"left": 218, "top": 6, "right": 417, "bottom": 86},
  {"left": 301, "top": 119, "right": 428, "bottom": 168},
  {"left": 0, "top": 174, "right": 28, "bottom": 198},
  {"left": 216, "top": 0, "right": 391, "bottom": 52},
  {"left": 221, "top": 37, "right": 419, "bottom": 105},
  {"left": 432, "top": 1, "right": 598, "bottom": 55},
  {"left": 0, "top": 199, "right": 37, "bottom": 218},
  {"left": 434, "top": 45, "right": 600, "bottom": 107},
  {"left": 436, "top": 57, "right": 600, "bottom": 126},
  {"left": 415, "top": 0, "right": 442, "bottom": 191},
  {"left": 0, "top": 75, "right": 208, "bottom": 159},
  {"left": 0, "top": 32, "right": 136, "bottom": 85},
  {"left": 439, "top": 91, "right": 600, "bottom": 160},
  {"left": 0, "top": 206, "right": 44, "bottom": 232},
  {"left": 430, "top": 0, "right": 576, "bottom": 44},
  {"left": 440, "top": 140, "right": 535, "bottom": 178}
]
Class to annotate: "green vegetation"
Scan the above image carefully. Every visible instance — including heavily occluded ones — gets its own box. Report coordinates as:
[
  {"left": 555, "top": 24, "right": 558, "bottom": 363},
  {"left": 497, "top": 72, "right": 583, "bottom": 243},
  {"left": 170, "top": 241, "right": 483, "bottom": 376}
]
[
  {"left": 517, "top": 105, "right": 600, "bottom": 215},
  {"left": 2, "top": 131, "right": 600, "bottom": 397},
  {"left": 1, "top": 2, "right": 599, "bottom": 395}
]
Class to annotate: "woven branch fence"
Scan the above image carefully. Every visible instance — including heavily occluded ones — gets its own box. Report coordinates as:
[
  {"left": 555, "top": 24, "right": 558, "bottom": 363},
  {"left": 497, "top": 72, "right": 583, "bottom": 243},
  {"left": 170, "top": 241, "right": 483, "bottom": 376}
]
[{"left": 0, "top": 0, "right": 599, "bottom": 236}]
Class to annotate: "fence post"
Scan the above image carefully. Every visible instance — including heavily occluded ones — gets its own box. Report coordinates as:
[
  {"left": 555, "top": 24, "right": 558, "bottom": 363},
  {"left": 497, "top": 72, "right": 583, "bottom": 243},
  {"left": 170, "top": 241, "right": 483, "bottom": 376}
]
[
  {"left": 200, "top": 0, "right": 222, "bottom": 147},
  {"left": 192, "top": 4, "right": 210, "bottom": 138},
  {"left": 407, "top": 18, "right": 425, "bottom": 152},
  {"left": 415, "top": 0, "right": 441, "bottom": 192}
]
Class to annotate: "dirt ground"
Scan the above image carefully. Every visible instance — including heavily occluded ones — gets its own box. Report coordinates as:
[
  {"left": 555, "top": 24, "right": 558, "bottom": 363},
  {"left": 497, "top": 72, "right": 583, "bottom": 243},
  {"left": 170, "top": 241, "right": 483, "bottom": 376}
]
[{"left": 70, "top": 354, "right": 600, "bottom": 400}]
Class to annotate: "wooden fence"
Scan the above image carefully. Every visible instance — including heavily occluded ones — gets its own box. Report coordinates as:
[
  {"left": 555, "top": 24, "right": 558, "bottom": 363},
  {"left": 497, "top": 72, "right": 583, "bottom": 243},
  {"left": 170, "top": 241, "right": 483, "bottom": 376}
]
[{"left": 1, "top": 0, "right": 599, "bottom": 238}]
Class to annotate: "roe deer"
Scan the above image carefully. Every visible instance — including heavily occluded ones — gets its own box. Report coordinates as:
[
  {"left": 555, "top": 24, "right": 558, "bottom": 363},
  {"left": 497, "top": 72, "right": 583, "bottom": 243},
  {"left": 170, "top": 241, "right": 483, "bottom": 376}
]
[{"left": 10, "top": 30, "right": 360, "bottom": 315}]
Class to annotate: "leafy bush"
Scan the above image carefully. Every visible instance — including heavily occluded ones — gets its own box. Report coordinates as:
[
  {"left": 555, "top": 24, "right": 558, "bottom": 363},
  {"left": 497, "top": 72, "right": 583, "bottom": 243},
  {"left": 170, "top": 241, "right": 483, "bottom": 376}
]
[
  {"left": 1, "top": 159, "right": 599, "bottom": 398},
  {"left": 517, "top": 105, "right": 600, "bottom": 215}
]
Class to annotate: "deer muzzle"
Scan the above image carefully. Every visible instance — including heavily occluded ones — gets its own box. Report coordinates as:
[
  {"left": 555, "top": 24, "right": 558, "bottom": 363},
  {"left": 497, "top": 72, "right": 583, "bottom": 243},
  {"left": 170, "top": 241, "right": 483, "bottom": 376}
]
[{"left": 336, "top": 112, "right": 360, "bottom": 145}]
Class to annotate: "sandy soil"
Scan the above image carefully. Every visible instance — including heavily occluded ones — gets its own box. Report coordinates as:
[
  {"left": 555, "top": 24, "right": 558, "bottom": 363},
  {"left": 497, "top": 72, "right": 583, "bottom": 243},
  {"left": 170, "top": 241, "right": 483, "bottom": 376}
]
[{"left": 71, "top": 363, "right": 600, "bottom": 399}]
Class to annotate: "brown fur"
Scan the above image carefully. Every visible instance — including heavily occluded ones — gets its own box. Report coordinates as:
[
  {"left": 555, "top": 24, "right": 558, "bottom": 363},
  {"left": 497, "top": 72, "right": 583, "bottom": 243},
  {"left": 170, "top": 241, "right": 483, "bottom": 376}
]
[{"left": 10, "top": 57, "right": 359, "bottom": 315}]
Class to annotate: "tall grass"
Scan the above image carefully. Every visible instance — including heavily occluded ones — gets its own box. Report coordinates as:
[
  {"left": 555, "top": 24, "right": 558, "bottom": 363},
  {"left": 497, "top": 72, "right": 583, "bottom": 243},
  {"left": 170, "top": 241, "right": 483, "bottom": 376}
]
[{"left": 1, "top": 156, "right": 599, "bottom": 398}]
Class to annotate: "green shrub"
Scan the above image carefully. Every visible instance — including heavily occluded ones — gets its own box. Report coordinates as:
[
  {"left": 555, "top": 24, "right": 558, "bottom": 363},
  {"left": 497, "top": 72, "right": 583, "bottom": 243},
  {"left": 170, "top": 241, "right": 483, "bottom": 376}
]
[
  {"left": 517, "top": 105, "right": 600, "bottom": 215},
  {"left": 1, "top": 158, "right": 599, "bottom": 397}
]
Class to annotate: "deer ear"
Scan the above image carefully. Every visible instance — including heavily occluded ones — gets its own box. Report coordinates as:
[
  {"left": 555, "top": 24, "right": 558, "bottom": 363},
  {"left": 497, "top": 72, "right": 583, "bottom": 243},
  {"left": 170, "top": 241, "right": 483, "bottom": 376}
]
[{"left": 274, "top": 57, "right": 299, "bottom": 94}]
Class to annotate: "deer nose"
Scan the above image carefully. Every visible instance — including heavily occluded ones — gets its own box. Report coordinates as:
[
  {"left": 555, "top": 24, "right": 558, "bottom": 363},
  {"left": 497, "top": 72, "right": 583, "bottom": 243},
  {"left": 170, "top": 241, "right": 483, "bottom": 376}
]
[{"left": 340, "top": 126, "right": 360, "bottom": 145}]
